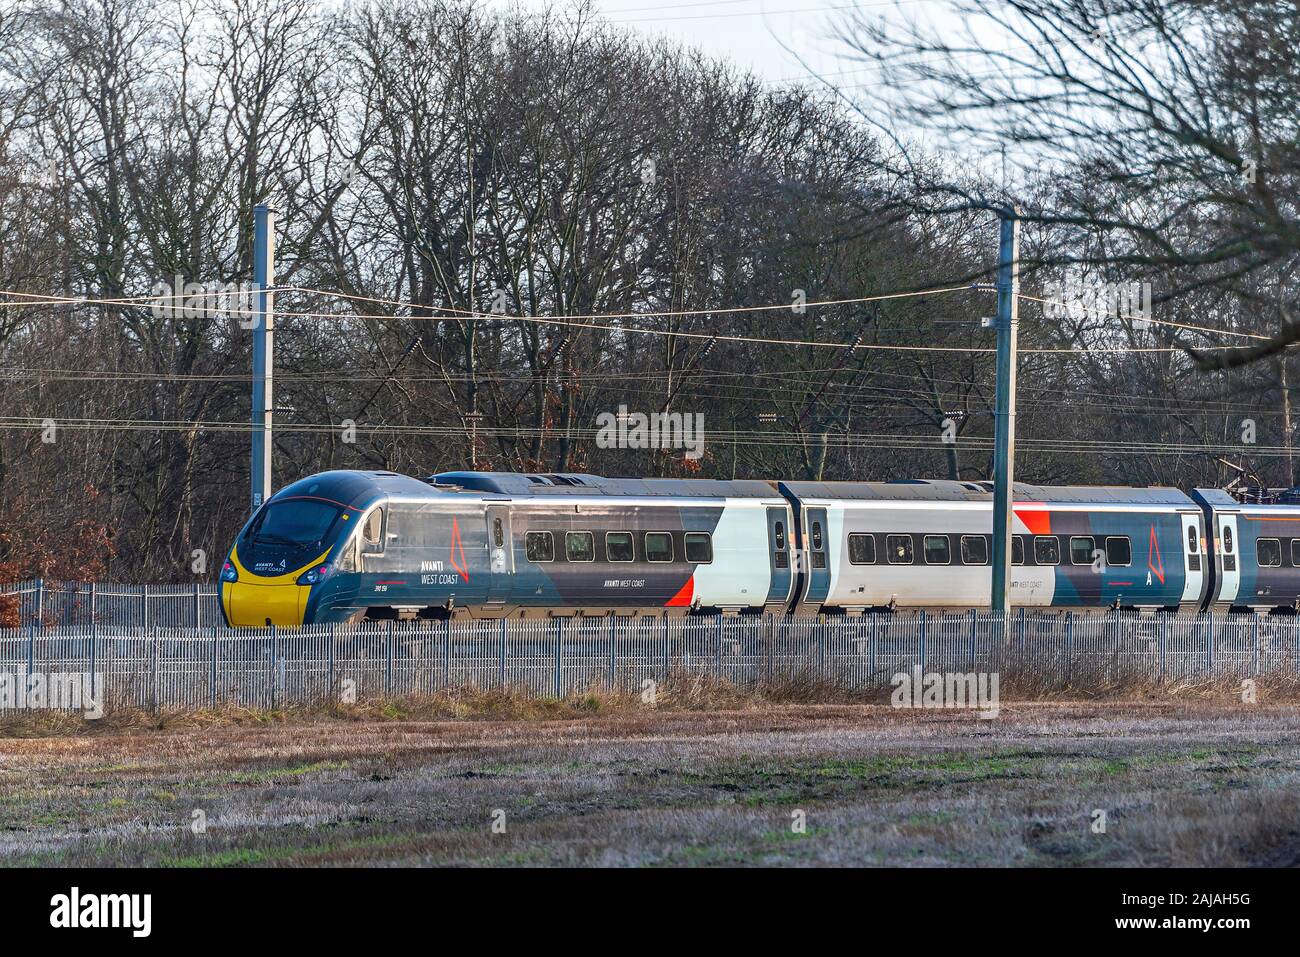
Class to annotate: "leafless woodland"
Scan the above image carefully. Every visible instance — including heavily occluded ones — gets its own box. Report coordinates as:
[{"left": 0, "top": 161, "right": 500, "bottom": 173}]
[{"left": 0, "top": 0, "right": 1296, "bottom": 580}]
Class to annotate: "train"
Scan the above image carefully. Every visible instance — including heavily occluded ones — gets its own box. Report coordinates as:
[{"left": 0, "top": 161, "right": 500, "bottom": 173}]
[{"left": 218, "top": 469, "right": 1300, "bottom": 627}]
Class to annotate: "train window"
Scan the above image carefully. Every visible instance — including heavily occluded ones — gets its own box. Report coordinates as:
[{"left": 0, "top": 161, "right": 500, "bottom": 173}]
[
  {"left": 1034, "top": 536, "right": 1060, "bottom": 565},
  {"left": 645, "top": 532, "right": 674, "bottom": 563},
  {"left": 1012, "top": 536, "right": 1024, "bottom": 565},
  {"left": 1105, "top": 536, "right": 1132, "bottom": 567},
  {"left": 848, "top": 533, "right": 876, "bottom": 565},
  {"left": 1257, "top": 537, "right": 1282, "bottom": 567},
  {"left": 685, "top": 533, "right": 713, "bottom": 563},
  {"left": 886, "top": 534, "right": 914, "bottom": 564},
  {"left": 362, "top": 508, "right": 384, "bottom": 548},
  {"left": 364, "top": 509, "right": 382, "bottom": 546},
  {"left": 606, "top": 532, "right": 634, "bottom": 562},
  {"left": 1070, "top": 536, "right": 1095, "bottom": 565},
  {"left": 525, "top": 531, "right": 554, "bottom": 563},
  {"left": 774, "top": 522, "right": 786, "bottom": 550},
  {"left": 566, "top": 531, "right": 595, "bottom": 562},
  {"left": 811, "top": 521, "right": 824, "bottom": 551},
  {"left": 1223, "top": 525, "right": 1234, "bottom": 553},
  {"left": 1292, "top": 539, "right": 1300, "bottom": 567},
  {"left": 492, "top": 518, "right": 504, "bottom": 548},
  {"left": 923, "top": 535, "right": 951, "bottom": 565},
  {"left": 1187, "top": 525, "right": 1198, "bottom": 553},
  {"left": 960, "top": 535, "right": 988, "bottom": 565}
]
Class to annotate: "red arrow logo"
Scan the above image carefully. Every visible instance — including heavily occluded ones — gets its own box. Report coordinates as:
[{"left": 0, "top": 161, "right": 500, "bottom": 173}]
[
  {"left": 1148, "top": 524, "right": 1164, "bottom": 584},
  {"left": 449, "top": 518, "right": 469, "bottom": 582}
]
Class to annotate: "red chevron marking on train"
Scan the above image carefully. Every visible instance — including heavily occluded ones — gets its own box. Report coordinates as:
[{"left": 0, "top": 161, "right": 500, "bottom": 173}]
[
  {"left": 666, "top": 577, "right": 694, "bottom": 607},
  {"left": 1014, "top": 507, "right": 1051, "bottom": 535},
  {"left": 449, "top": 518, "right": 469, "bottom": 582},
  {"left": 1148, "top": 524, "right": 1165, "bottom": 584}
]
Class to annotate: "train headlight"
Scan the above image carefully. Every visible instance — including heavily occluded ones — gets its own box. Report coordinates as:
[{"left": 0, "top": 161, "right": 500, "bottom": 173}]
[
  {"left": 297, "top": 565, "right": 332, "bottom": 586},
  {"left": 220, "top": 561, "right": 238, "bottom": 583}
]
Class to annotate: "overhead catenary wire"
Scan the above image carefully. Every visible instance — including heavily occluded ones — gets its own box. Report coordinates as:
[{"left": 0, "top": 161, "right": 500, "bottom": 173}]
[
  {"left": 0, "top": 415, "right": 1290, "bottom": 459},
  {"left": 1018, "top": 292, "right": 1272, "bottom": 342},
  {"left": 0, "top": 284, "right": 1256, "bottom": 354},
  {"left": 4, "top": 362, "right": 1286, "bottom": 419},
  {"left": 0, "top": 282, "right": 975, "bottom": 316}
]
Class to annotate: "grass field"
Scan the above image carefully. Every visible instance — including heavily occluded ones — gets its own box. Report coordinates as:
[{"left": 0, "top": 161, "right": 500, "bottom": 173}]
[{"left": 2, "top": 698, "right": 1298, "bottom": 866}]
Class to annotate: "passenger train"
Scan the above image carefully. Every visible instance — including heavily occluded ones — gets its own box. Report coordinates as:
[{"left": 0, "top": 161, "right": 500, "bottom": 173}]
[{"left": 218, "top": 470, "right": 1300, "bottom": 627}]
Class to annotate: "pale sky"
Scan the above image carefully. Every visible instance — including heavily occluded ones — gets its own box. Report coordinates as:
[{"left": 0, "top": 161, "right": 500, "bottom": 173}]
[
  {"left": 484, "top": 0, "right": 1014, "bottom": 176},
  {"left": 489, "top": 0, "right": 963, "bottom": 89}
]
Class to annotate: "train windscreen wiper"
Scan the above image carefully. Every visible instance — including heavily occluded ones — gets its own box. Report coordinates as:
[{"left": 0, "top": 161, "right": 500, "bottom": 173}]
[{"left": 252, "top": 533, "right": 306, "bottom": 547}]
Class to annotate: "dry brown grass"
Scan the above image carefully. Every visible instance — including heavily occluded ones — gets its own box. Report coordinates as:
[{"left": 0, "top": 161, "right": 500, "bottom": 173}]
[
  {"left": 2, "top": 699, "right": 1298, "bottom": 866},
  {"left": 7, "top": 665, "right": 1300, "bottom": 740}
]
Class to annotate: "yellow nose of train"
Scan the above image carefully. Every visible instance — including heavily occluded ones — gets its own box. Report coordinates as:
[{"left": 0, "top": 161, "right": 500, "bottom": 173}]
[{"left": 221, "top": 551, "right": 325, "bottom": 627}]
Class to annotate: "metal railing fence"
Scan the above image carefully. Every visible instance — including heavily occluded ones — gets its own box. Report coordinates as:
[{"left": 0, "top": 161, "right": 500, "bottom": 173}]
[
  {"left": 0, "top": 579, "right": 220, "bottom": 628},
  {"left": 1, "top": 608, "right": 1296, "bottom": 714}
]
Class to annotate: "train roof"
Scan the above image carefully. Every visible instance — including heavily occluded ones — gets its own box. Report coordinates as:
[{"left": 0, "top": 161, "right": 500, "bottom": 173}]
[
  {"left": 1192, "top": 486, "right": 1300, "bottom": 514},
  {"left": 274, "top": 469, "right": 435, "bottom": 505},
  {"left": 779, "top": 479, "right": 1198, "bottom": 507},
  {"left": 430, "top": 471, "right": 781, "bottom": 498},
  {"left": 283, "top": 470, "right": 1212, "bottom": 509},
  {"left": 1190, "top": 487, "right": 1239, "bottom": 507}
]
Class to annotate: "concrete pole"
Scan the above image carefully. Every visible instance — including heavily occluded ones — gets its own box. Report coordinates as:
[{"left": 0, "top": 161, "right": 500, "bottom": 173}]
[
  {"left": 250, "top": 204, "right": 276, "bottom": 515},
  {"left": 990, "top": 208, "right": 1021, "bottom": 615}
]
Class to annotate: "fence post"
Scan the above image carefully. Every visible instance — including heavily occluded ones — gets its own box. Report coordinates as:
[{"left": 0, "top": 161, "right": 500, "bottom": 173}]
[
  {"left": 869, "top": 613, "right": 878, "bottom": 683},
  {"left": 1207, "top": 614, "right": 1214, "bottom": 677},
  {"left": 553, "top": 617, "right": 564, "bottom": 698},
  {"left": 325, "top": 624, "right": 335, "bottom": 696},
  {"left": 501, "top": 618, "right": 509, "bottom": 689},
  {"left": 88, "top": 581, "right": 97, "bottom": 627},
  {"left": 270, "top": 623, "right": 278, "bottom": 709},
  {"left": 1017, "top": 606, "right": 1026, "bottom": 654},
  {"left": 1065, "top": 611, "right": 1074, "bottom": 684},
  {"left": 385, "top": 620, "right": 394, "bottom": 697},
  {"left": 34, "top": 578, "right": 44, "bottom": 627},
  {"left": 1112, "top": 607, "right": 1121, "bottom": 682},
  {"left": 141, "top": 584, "right": 150, "bottom": 629},
  {"left": 817, "top": 617, "right": 826, "bottom": 681},
  {"left": 212, "top": 625, "right": 219, "bottom": 709},
  {"left": 969, "top": 608, "right": 978, "bottom": 670},
  {"left": 766, "top": 614, "right": 774, "bottom": 686},
  {"left": 1158, "top": 612, "right": 1167, "bottom": 683},
  {"left": 663, "top": 615, "right": 670, "bottom": 678},
  {"left": 609, "top": 616, "right": 618, "bottom": 689},
  {"left": 150, "top": 627, "right": 159, "bottom": 715},
  {"left": 918, "top": 609, "right": 927, "bottom": 673},
  {"left": 193, "top": 582, "right": 201, "bottom": 628},
  {"left": 89, "top": 614, "right": 97, "bottom": 707},
  {"left": 715, "top": 616, "right": 723, "bottom": 681},
  {"left": 1252, "top": 614, "right": 1260, "bottom": 677},
  {"left": 443, "top": 618, "right": 451, "bottom": 689}
]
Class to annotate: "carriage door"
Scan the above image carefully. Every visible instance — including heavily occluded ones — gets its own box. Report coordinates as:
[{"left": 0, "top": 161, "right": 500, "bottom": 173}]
[
  {"left": 804, "top": 507, "right": 831, "bottom": 604},
  {"left": 1215, "top": 512, "right": 1241, "bottom": 606},
  {"left": 765, "top": 507, "right": 793, "bottom": 605},
  {"left": 1179, "top": 512, "right": 1205, "bottom": 608},
  {"left": 484, "top": 506, "right": 513, "bottom": 605}
]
